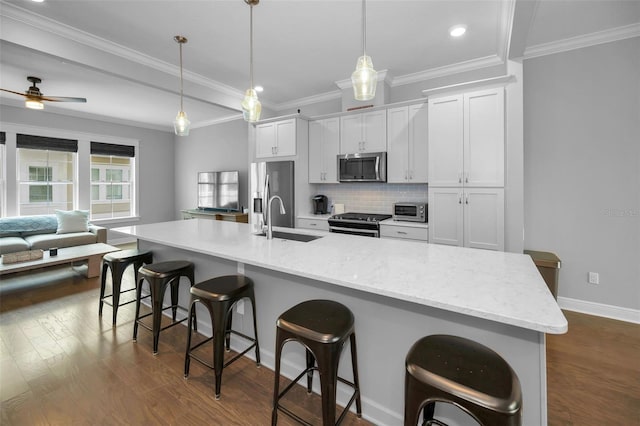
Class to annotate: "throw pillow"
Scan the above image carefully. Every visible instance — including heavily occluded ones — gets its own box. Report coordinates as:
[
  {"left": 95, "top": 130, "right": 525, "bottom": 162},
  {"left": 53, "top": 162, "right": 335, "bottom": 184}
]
[{"left": 56, "top": 210, "right": 90, "bottom": 234}]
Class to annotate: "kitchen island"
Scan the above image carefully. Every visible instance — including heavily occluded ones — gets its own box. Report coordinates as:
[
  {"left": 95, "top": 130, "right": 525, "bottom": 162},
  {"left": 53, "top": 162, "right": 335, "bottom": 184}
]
[{"left": 113, "top": 219, "right": 566, "bottom": 426}]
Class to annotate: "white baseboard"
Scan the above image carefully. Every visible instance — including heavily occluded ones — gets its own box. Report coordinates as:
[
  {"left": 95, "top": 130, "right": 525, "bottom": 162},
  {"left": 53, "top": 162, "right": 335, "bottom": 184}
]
[{"left": 557, "top": 297, "right": 640, "bottom": 324}]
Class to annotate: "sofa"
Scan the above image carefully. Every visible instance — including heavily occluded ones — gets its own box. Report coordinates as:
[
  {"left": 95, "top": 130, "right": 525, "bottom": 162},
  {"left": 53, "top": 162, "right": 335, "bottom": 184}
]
[{"left": 0, "top": 213, "right": 107, "bottom": 255}]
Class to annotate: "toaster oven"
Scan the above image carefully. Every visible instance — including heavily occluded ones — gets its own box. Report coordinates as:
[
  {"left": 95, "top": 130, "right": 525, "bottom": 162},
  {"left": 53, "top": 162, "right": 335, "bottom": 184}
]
[{"left": 393, "top": 202, "right": 427, "bottom": 222}]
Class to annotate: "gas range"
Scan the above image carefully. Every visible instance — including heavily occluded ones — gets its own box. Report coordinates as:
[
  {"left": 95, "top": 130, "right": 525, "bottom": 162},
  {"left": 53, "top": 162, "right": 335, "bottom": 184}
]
[{"left": 328, "top": 212, "right": 392, "bottom": 237}]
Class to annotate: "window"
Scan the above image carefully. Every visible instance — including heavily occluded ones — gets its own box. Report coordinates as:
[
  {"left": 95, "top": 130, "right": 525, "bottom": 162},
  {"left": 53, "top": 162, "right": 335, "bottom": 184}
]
[
  {"left": 90, "top": 141, "right": 135, "bottom": 219},
  {"left": 17, "top": 134, "right": 77, "bottom": 216},
  {"left": 28, "top": 166, "right": 53, "bottom": 202}
]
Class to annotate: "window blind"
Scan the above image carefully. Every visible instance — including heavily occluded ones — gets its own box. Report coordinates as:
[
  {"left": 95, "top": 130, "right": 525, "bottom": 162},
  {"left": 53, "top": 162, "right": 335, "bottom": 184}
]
[
  {"left": 17, "top": 133, "right": 78, "bottom": 152},
  {"left": 90, "top": 141, "right": 135, "bottom": 157}
]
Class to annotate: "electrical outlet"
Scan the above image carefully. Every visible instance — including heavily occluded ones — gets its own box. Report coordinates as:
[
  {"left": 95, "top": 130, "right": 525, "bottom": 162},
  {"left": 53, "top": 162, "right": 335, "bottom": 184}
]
[
  {"left": 236, "top": 300, "right": 245, "bottom": 315},
  {"left": 588, "top": 272, "right": 599, "bottom": 285}
]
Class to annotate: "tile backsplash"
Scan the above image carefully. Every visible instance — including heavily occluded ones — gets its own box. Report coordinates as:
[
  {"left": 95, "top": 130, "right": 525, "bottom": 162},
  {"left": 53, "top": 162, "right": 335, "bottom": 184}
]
[{"left": 310, "top": 183, "right": 428, "bottom": 214}]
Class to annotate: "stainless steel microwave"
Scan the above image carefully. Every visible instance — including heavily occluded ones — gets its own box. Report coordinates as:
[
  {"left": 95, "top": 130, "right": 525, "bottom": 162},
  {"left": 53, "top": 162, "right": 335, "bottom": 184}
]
[
  {"left": 393, "top": 202, "right": 428, "bottom": 222},
  {"left": 338, "top": 152, "right": 387, "bottom": 182}
]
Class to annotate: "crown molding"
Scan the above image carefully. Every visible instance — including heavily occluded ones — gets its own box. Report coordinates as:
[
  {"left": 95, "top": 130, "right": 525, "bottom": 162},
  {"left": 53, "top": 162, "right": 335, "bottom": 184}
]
[
  {"left": 272, "top": 90, "right": 342, "bottom": 112},
  {"left": 190, "top": 114, "right": 245, "bottom": 129},
  {"left": 392, "top": 55, "right": 504, "bottom": 87},
  {"left": 498, "top": 0, "right": 517, "bottom": 62},
  {"left": 0, "top": 1, "right": 245, "bottom": 100},
  {"left": 523, "top": 23, "right": 640, "bottom": 60}
]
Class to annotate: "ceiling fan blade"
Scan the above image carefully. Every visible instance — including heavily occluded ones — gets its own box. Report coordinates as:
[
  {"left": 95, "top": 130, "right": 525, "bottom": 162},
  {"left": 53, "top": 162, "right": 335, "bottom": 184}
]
[
  {"left": 40, "top": 95, "right": 87, "bottom": 103},
  {"left": 0, "top": 88, "right": 29, "bottom": 97}
]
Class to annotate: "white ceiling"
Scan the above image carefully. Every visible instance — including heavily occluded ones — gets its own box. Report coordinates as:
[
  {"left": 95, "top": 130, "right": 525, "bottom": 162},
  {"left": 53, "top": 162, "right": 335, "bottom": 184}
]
[{"left": 1, "top": 0, "right": 638, "bottom": 131}]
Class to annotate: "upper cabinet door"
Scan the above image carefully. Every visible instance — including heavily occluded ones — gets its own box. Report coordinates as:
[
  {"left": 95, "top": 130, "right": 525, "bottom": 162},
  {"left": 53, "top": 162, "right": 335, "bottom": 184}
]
[
  {"left": 428, "top": 94, "right": 464, "bottom": 186},
  {"left": 386, "top": 106, "right": 409, "bottom": 183},
  {"left": 408, "top": 103, "right": 428, "bottom": 183},
  {"left": 255, "top": 122, "right": 277, "bottom": 158},
  {"left": 309, "top": 117, "right": 339, "bottom": 183},
  {"left": 361, "top": 110, "right": 387, "bottom": 153},
  {"left": 464, "top": 88, "right": 504, "bottom": 187},
  {"left": 340, "top": 114, "right": 363, "bottom": 154},
  {"left": 274, "top": 119, "right": 297, "bottom": 157}
]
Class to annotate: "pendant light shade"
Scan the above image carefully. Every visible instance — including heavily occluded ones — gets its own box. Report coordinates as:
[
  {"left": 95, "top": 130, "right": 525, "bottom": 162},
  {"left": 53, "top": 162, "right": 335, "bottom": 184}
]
[
  {"left": 351, "top": 0, "right": 377, "bottom": 101},
  {"left": 173, "top": 35, "right": 190, "bottom": 136},
  {"left": 242, "top": 0, "right": 261, "bottom": 122}
]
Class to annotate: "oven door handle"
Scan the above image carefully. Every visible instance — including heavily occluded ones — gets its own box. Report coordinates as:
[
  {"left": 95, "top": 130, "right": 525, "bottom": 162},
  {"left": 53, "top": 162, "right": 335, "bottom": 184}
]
[{"left": 329, "top": 226, "right": 379, "bottom": 235}]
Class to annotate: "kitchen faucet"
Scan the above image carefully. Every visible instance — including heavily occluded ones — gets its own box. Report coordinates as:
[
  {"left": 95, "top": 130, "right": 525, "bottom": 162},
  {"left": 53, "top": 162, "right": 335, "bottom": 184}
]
[{"left": 265, "top": 195, "right": 286, "bottom": 240}]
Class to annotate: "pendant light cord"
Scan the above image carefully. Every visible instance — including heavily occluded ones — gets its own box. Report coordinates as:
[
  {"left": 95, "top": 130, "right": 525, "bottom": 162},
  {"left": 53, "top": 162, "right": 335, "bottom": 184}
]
[
  {"left": 249, "top": 3, "right": 254, "bottom": 90},
  {"left": 179, "top": 41, "right": 184, "bottom": 111},
  {"left": 362, "top": 0, "right": 367, "bottom": 56}
]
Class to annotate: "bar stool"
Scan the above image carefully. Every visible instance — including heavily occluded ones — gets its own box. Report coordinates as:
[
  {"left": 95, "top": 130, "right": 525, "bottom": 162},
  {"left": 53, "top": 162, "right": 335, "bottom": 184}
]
[
  {"left": 99, "top": 249, "right": 153, "bottom": 325},
  {"left": 404, "top": 335, "right": 522, "bottom": 426},
  {"left": 272, "top": 299, "right": 362, "bottom": 426},
  {"left": 133, "top": 260, "right": 196, "bottom": 354},
  {"left": 184, "top": 274, "right": 260, "bottom": 400}
]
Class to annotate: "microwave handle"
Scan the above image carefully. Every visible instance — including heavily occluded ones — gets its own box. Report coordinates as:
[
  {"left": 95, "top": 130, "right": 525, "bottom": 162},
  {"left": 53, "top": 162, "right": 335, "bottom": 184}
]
[{"left": 375, "top": 156, "right": 380, "bottom": 180}]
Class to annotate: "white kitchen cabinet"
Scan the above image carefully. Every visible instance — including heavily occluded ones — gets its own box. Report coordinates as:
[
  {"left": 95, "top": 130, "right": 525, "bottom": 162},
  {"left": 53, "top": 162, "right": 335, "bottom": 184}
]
[
  {"left": 387, "top": 103, "right": 428, "bottom": 183},
  {"left": 255, "top": 118, "right": 297, "bottom": 158},
  {"left": 380, "top": 221, "right": 428, "bottom": 242},
  {"left": 428, "top": 87, "right": 504, "bottom": 187},
  {"left": 297, "top": 217, "right": 329, "bottom": 231},
  {"left": 340, "top": 109, "right": 386, "bottom": 154},
  {"left": 309, "top": 117, "right": 339, "bottom": 183},
  {"left": 428, "top": 187, "right": 504, "bottom": 251}
]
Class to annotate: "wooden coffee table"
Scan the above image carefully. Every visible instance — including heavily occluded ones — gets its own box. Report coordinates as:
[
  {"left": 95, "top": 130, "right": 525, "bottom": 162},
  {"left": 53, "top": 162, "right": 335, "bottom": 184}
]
[{"left": 0, "top": 243, "right": 120, "bottom": 278}]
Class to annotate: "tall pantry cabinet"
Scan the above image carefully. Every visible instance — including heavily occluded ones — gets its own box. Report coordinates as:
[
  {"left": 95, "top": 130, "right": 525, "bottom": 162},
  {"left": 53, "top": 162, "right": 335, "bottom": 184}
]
[{"left": 428, "top": 87, "right": 505, "bottom": 251}]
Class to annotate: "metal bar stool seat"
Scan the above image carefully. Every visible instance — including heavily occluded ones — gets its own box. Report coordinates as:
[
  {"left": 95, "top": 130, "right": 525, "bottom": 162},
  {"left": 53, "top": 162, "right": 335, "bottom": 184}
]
[
  {"left": 133, "top": 260, "right": 196, "bottom": 354},
  {"left": 99, "top": 249, "right": 153, "bottom": 325},
  {"left": 184, "top": 274, "right": 261, "bottom": 400},
  {"left": 272, "top": 299, "right": 362, "bottom": 426},
  {"left": 404, "top": 335, "right": 522, "bottom": 426}
]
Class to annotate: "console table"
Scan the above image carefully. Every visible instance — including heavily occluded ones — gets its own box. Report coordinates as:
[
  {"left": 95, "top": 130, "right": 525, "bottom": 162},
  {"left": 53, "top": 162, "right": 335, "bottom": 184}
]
[{"left": 181, "top": 209, "right": 248, "bottom": 223}]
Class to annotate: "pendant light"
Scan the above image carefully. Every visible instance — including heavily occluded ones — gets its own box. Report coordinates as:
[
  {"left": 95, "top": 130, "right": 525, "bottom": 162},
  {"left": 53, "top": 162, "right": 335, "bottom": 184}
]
[
  {"left": 351, "top": 0, "right": 377, "bottom": 101},
  {"left": 242, "top": 0, "right": 261, "bottom": 122},
  {"left": 173, "top": 35, "right": 190, "bottom": 136}
]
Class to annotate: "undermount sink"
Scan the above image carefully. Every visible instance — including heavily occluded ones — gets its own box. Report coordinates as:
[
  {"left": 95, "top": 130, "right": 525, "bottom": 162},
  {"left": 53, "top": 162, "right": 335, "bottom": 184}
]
[{"left": 254, "top": 230, "right": 322, "bottom": 242}]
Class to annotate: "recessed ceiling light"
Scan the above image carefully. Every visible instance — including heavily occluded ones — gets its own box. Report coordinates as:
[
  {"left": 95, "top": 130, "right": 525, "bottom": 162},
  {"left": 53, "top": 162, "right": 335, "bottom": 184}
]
[
  {"left": 31, "top": 0, "right": 45, "bottom": 3},
  {"left": 449, "top": 25, "right": 467, "bottom": 37},
  {"left": 254, "top": 86, "right": 264, "bottom": 93}
]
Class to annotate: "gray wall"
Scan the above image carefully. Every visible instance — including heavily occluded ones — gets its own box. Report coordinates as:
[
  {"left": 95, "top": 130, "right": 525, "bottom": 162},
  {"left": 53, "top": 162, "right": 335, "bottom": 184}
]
[
  {"left": 173, "top": 118, "right": 249, "bottom": 217},
  {"left": 523, "top": 37, "right": 640, "bottom": 310},
  {"left": 0, "top": 105, "right": 176, "bottom": 232}
]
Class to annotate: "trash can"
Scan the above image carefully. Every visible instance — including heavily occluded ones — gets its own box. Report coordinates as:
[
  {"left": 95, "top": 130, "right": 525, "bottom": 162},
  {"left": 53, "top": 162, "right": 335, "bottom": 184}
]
[{"left": 524, "top": 250, "right": 561, "bottom": 299}]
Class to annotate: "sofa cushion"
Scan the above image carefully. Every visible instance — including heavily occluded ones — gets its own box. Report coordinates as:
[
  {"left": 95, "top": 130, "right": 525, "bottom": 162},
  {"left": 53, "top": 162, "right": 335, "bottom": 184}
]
[
  {"left": 25, "top": 232, "right": 98, "bottom": 250},
  {"left": 0, "top": 215, "right": 58, "bottom": 237},
  {"left": 56, "top": 210, "right": 90, "bottom": 234},
  {"left": 0, "top": 237, "right": 30, "bottom": 255}
]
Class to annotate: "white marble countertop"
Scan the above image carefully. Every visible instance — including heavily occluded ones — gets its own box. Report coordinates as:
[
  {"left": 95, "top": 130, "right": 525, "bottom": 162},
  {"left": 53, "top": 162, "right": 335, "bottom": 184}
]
[{"left": 113, "top": 219, "right": 567, "bottom": 334}]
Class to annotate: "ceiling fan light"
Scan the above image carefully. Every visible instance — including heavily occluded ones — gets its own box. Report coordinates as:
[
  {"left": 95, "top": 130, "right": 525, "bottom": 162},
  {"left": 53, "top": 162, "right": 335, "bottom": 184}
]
[
  {"left": 25, "top": 98, "right": 44, "bottom": 110},
  {"left": 241, "top": 89, "right": 262, "bottom": 122},
  {"left": 174, "top": 110, "right": 190, "bottom": 136},
  {"left": 351, "top": 55, "right": 377, "bottom": 101}
]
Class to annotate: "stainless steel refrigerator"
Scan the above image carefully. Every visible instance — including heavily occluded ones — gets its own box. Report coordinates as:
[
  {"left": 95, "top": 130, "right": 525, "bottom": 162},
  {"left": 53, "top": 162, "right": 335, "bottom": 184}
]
[{"left": 250, "top": 161, "right": 295, "bottom": 231}]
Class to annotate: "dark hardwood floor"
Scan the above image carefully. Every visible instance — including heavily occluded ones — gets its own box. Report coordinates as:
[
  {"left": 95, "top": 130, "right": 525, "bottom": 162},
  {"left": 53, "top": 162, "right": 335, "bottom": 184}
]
[{"left": 1, "top": 264, "right": 638, "bottom": 425}]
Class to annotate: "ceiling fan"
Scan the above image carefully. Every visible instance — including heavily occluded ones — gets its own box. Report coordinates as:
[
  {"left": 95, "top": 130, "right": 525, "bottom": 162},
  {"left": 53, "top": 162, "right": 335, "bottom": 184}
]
[{"left": 0, "top": 76, "right": 87, "bottom": 110}]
